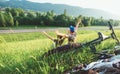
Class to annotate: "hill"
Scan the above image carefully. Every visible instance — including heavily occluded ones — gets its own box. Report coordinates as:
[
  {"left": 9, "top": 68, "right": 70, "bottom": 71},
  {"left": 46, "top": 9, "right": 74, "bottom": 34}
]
[{"left": 0, "top": 0, "right": 120, "bottom": 19}]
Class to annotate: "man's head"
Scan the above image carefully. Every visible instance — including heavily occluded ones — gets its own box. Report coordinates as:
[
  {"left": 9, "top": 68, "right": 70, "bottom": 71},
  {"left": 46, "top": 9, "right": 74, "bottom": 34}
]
[{"left": 69, "top": 25, "right": 75, "bottom": 33}]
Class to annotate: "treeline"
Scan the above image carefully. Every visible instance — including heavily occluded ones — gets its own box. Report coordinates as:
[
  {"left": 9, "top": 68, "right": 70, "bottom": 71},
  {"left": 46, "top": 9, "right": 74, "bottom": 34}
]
[{"left": 0, "top": 8, "right": 120, "bottom": 27}]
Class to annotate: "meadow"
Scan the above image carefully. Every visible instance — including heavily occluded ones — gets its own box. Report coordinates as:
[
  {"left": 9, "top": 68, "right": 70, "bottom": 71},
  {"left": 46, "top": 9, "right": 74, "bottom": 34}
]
[{"left": 0, "top": 29, "right": 120, "bottom": 74}]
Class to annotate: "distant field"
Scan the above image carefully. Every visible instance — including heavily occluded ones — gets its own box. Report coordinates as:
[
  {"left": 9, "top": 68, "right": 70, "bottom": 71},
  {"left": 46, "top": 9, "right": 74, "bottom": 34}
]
[
  {"left": 1, "top": 25, "right": 120, "bottom": 30},
  {"left": 1, "top": 25, "right": 120, "bottom": 34},
  {"left": 0, "top": 25, "right": 65, "bottom": 30},
  {"left": 0, "top": 29, "right": 120, "bottom": 74}
]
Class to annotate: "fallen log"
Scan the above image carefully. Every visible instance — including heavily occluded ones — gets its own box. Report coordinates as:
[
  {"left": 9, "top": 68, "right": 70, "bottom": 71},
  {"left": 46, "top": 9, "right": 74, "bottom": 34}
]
[{"left": 44, "top": 43, "right": 82, "bottom": 56}]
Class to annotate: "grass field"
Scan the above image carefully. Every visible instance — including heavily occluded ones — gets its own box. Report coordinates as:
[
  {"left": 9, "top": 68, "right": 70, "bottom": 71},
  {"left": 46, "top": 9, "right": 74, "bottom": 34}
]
[{"left": 0, "top": 29, "right": 120, "bottom": 74}]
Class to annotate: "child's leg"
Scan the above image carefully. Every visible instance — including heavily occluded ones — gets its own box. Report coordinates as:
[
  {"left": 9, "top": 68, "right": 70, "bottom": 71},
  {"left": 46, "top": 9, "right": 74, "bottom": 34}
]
[
  {"left": 42, "top": 31, "right": 54, "bottom": 41},
  {"left": 55, "top": 30, "right": 68, "bottom": 38}
]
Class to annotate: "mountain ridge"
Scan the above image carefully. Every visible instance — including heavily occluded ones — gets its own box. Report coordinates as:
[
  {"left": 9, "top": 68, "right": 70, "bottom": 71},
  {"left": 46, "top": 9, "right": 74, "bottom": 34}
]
[{"left": 0, "top": 0, "right": 120, "bottom": 19}]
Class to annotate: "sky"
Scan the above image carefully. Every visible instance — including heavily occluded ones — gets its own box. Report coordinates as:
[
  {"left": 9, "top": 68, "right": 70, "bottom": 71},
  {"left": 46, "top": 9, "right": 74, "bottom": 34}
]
[{"left": 27, "top": 0, "right": 120, "bottom": 16}]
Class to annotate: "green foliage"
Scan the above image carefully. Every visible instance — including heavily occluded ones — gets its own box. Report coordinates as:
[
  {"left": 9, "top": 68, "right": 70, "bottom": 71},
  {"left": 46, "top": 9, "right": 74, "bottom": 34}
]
[
  {"left": 16, "top": 8, "right": 25, "bottom": 17},
  {"left": 8, "top": 12, "right": 14, "bottom": 26},
  {"left": 5, "top": 8, "right": 11, "bottom": 13},
  {"left": 0, "top": 11, "right": 14, "bottom": 27},
  {"left": 10, "top": 8, "right": 19, "bottom": 17},
  {"left": 15, "top": 20, "right": 19, "bottom": 27},
  {"left": 43, "top": 11, "right": 54, "bottom": 26},
  {"left": 0, "top": 0, "right": 119, "bottom": 20},
  {"left": 1, "top": 8, "right": 120, "bottom": 27},
  {"left": 82, "top": 17, "right": 91, "bottom": 26},
  {"left": 0, "top": 12, "right": 6, "bottom": 27}
]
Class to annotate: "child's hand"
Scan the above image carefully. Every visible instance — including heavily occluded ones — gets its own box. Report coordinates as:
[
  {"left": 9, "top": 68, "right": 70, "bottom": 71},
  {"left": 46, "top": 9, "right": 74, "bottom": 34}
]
[{"left": 77, "top": 19, "right": 81, "bottom": 23}]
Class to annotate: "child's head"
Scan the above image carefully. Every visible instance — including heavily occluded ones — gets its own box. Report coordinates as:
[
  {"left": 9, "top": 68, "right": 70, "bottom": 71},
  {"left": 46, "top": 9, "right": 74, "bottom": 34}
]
[{"left": 69, "top": 25, "right": 75, "bottom": 33}]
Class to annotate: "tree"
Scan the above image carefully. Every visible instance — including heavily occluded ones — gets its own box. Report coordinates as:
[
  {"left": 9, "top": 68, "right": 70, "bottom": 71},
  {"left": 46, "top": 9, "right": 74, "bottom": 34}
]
[
  {"left": 15, "top": 20, "right": 19, "bottom": 27},
  {"left": 0, "top": 12, "right": 6, "bottom": 27},
  {"left": 10, "top": 8, "right": 19, "bottom": 17},
  {"left": 43, "top": 11, "right": 54, "bottom": 26},
  {"left": 34, "top": 12, "right": 42, "bottom": 25},
  {"left": 16, "top": 8, "right": 25, "bottom": 17},
  {"left": 64, "top": 9, "right": 67, "bottom": 16},
  {"left": 8, "top": 12, "right": 14, "bottom": 26},
  {"left": 54, "top": 14, "right": 68, "bottom": 26},
  {"left": 5, "top": 8, "right": 11, "bottom": 13},
  {"left": 82, "top": 17, "right": 91, "bottom": 26},
  {"left": 4, "top": 12, "right": 14, "bottom": 26},
  {"left": 27, "top": 12, "right": 35, "bottom": 18},
  {"left": 90, "top": 17, "right": 95, "bottom": 26}
]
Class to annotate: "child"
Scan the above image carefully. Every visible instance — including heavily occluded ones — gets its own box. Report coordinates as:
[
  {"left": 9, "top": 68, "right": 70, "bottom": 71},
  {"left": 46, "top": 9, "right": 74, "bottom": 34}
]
[
  {"left": 42, "top": 31, "right": 66, "bottom": 47},
  {"left": 56, "top": 19, "right": 81, "bottom": 44},
  {"left": 43, "top": 19, "right": 81, "bottom": 47}
]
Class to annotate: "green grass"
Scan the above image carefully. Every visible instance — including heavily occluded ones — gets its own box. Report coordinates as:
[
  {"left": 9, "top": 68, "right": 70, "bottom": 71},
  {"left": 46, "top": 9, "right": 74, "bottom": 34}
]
[{"left": 0, "top": 30, "right": 120, "bottom": 74}]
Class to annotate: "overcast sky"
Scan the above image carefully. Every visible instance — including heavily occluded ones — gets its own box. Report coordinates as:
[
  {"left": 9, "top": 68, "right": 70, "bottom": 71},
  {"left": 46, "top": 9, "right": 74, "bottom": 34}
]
[{"left": 27, "top": 0, "right": 120, "bottom": 16}]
